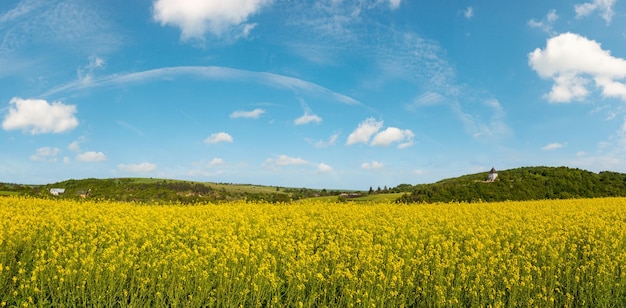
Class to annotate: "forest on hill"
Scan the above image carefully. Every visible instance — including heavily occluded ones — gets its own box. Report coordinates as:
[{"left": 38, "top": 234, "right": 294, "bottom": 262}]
[
  {"left": 3, "top": 166, "right": 626, "bottom": 204},
  {"left": 0, "top": 178, "right": 346, "bottom": 203},
  {"left": 395, "top": 166, "right": 626, "bottom": 203}
]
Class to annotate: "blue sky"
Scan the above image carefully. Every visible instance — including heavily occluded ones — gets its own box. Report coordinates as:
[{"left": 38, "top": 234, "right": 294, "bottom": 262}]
[{"left": 1, "top": 0, "right": 626, "bottom": 190}]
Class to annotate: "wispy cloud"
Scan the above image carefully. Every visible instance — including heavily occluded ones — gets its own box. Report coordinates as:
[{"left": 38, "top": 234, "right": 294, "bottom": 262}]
[
  {"left": 0, "top": 0, "right": 121, "bottom": 54},
  {"left": 264, "top": 154, "right": 309, "bottom": 168},
  {"left": 464, "top": 6, "right": 474, "bottom": 19},
  {"left": 528, "top": 9, "right": 559, "bottom": 35},
  {"left": 230, "top": 108, "right": 265, "bottom": 119},
  {"left": 575, "top": 0, "right": 616, "bottom": 24},
  {"left": 43, "top": 66, "right": 361, "bottom": 106},
  {"left": 30, "top": 147, "right": 60, "bottom": 162},
  {"left": 118, "top": 162, "right": 157, "bottom": 173},
  {"left": 361, "top": 160, "right": 384, "bottom": 170},
  {"left": 207, "top": 158, "right": 225, "bottom": 168},
  {"left": 309, "top": 132, "right": 340, "bottom": 148},
  {"left": 542, "top": 142, "right": 566, "bottom": 151}
]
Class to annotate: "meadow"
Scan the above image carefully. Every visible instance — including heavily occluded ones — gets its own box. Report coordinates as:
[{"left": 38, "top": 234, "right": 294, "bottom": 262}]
[{"left": 1, "top": 196, "right": 626, "bottom": 307}]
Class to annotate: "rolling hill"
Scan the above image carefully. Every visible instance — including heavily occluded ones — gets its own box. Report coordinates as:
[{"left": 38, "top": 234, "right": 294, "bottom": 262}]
[
  {"left": 3, "top": 166, "right": 626, "bottom": 203},
  {"left": 395, "top": 166, "right": 626, "bottom": 203}
]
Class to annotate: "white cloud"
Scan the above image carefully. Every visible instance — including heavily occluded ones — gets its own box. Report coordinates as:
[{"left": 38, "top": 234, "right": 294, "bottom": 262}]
[
  {"left": 76, "top": 151, "right": 107, "bottom": 162},
  {"left": 207, "top": 158, "right": 225, "bottom": 168},
  {"left": 230, "top": 108, "right": 265, "bottom": 119},
  {"left": 275, "top": 155, "right": 308, "bottom": 166},
  {"left": 388, "top": 0, "right": 402, "bottom": 10},
  {"left": 152, "top": 0, "right": 273, "bottom": 40},
  {"left": 528, "top": 9, "right": 559, "bottom": 35},
  {"left": 407, "top": 92, "right": 446, "bottom": 110},
  {"left": 542, "top": 142, "right": 566, "bottom": 151},
  {"left": 311, "top": 132, "right": 340, "bottom": 148},
  {"left": 294, "top": 99, "right": 322, "bottom": 125},
  {"left": 77, "top": 56, "right": 106, "bottom": 84},
  {"left": 2, "top": 98, "right": 79, "bottom": 134},
  {"left": 575, "top": 0, "right": 616, "bottom": 24},
  {"left": 464, "top": 6, "right": 473, "bottom": 19},
  {"left": 316, "top": 163, "right": 333, "bottom": 173},
  {"left": 361, "top": 161, "right": 384, "bottom": 170},
  {"left": 30, "top": 147, "right": 60, "bottom": 162},
  {"left": 68, "top": 141, "right": 81, "bottom": 152},
  {"left": 118, "top": 162, "right": 157, "bottom": 173},
  {"left": 68, "top": 137, "right": 86, "bottom": 153},
  {"left": 0, "top": 0, "right": 121, "bottom": 54},
  {"left": 265, "top": 155, "right": 308, "bottom": 166},
  {"left": 204, "top": 132, "right": 234, "bottom": 144},
  {"left": 45, "top": 66, "right": 360, "bottom": 106},
  {"left": 529, "top": 32, "right": 626, "bottom": 103},
  {"left": 371, "top": 127, "right": 415, "bottom": 148},
  {"left": 346, "top": 118, "right": 383, "bottom": 145},
  {"left": 294, "top": 113, "right": 322, "bottom": 125}
]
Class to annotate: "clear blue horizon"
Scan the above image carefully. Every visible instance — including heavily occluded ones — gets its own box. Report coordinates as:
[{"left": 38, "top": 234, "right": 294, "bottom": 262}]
[{"left": 2, "top": 0, "right": 626, "bottom": 190}]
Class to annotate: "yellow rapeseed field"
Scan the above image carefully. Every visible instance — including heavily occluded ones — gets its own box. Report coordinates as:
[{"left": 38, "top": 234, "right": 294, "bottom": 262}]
[{"left": 1, "top": 196, "right": 626, "bottom": 307}]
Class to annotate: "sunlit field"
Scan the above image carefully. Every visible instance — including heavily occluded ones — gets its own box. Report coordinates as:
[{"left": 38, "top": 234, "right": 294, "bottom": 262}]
[{"left": 2, "top": 197, "right": 626, "bottom": 307}]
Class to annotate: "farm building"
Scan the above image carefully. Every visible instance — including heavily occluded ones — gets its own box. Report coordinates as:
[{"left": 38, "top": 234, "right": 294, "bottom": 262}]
[{"left": 49, "top": 188, "right": 65, "bottom": 196}]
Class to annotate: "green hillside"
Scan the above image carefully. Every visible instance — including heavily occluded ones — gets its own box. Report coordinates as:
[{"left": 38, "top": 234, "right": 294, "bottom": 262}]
[
  {"left": 3, "top": 166, "right": 626, "bottom": 204},
  {"left": 396, "top": 166, "right": 626, "bottom": 203},
  {"left": 1, "top": 178, "right": 350, "bottom": 203}
]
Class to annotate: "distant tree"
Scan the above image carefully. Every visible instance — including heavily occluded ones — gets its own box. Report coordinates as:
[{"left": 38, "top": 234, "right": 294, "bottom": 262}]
[{"left": 368, "top": 186, "right": 374, "bottom": 194}]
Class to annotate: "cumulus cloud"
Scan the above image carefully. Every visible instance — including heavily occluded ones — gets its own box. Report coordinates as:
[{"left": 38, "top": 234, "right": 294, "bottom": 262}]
[
  {"left": 294, "top": 99, "right": 322, "bottom": 125},
  {"left": 575, "top": 0, "right": 616, "bottom": 24},
  {"left": 542, "top": 142, "right": 566, "bottom": 151},
  {"left": 371, "top": 127, "right": 415, "bottom": 148},
  {"left": 361, "top": 161, "right": 384, "bottom": 170},
  {"left": 316, "top": 163, "right": 333, "bottom": 173},
  {"left": 230, "top": 108, "right": 265, "bottom": 119},
  {"left": 30, "top": 147, "right": 60, "bottom": 162},
  {"left": 347, "top": 118, "right": 415, "bottom": 148},
  {"left": 207, "top": 158, "right": 225, "bottom": 167},
  {"left": 118, "top": 162, "right": 157, "bottom": 173},
  {"left": 68, "top": 137, "right": 86, "bottom": 153},
  {"left": 152, "top": 0, "right": 273, "bottom": 40},
  {"left": 346, "top": 118, "right": 383, "bottom": 145},
  {"left": 529, "top": 32, "right": 626, "bottom": 103},
  {"left": 294, "top": 113, "right": 322, "bottom": 125},
  {"left": 76, "top": 151, "right": 107, "bottom": 162},
  {"left": 204, "top": 132, "right": 233, "bottom": 144},
  {"left": 2, "top": 98, "right": 78, "bottom": 134}
]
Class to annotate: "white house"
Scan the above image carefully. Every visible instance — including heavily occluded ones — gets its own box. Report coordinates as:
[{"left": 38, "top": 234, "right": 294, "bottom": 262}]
[
  {"left": 487, "top": 167, "right": 498, "bottom": 182},
  {"left": 50, "top": 188, "right": 65, "bottom": 196}
]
